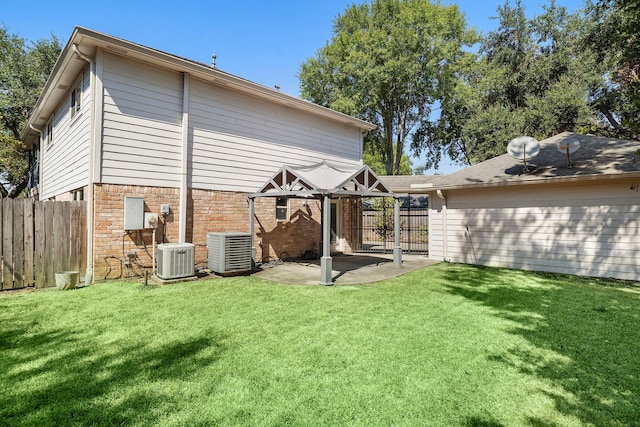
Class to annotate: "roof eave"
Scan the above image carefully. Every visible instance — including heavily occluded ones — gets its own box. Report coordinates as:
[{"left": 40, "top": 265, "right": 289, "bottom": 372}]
[
  {"left": 22, "top": 26, "right": 376, "bottom": 145},
  {"left": 21, "top": 27, "right": 86, "bottom": 145},
  {"left": 428, "top": 171, "right": 640, "bottom": 192}
]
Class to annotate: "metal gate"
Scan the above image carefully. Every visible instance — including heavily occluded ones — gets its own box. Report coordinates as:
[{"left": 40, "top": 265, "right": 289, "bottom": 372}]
[{"left": 355, "top": 195, "right": 429, "bottom": 255}]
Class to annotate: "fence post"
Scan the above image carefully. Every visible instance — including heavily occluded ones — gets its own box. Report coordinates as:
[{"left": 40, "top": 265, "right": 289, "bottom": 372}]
[
  {"left": 2, "top": 199, "right": 14, "bottom": 289},
  {"left": 13, "top": 199, "right": 25, "bottom": 288},
  {"left": 34, "top": 201, "right": 45, "bottom": 288},
  {"left": 0, "top": 199, "right": 3, "bottom": 290},
  {"left": 24, "top": 199, "right": 35, "bottom": 287},
  {"left": 0, "top": 199, "right": 88, "bottom": 291}
]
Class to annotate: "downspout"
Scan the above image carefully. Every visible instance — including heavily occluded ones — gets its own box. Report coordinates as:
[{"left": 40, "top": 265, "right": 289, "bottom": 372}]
[
  {"left": 28, "top": 124, "right": 44, "bottom": 199},
  {"left": 436, "top": 190, "right": 448, "bottom": 261},
  {"left": 248, "top": 197, "right": 256, "bottom": 265},
  {"left": 179, "top": 73, "right": 189, "bottom": 243},
  {"left": 72, "top": 44, "right": 95, "bottom": 284}
]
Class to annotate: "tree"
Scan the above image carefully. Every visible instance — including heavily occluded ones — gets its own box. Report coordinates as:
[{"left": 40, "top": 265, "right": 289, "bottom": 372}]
[
  {"left": 0, "top": 26, "right": 61, "bottom": 197},
  {"left": 299, "top": 0, "right": 477, "bottom": 175},
  {"left": 414, "top": 0, "right": 604, "bottom": 168},
  {"left": 363, "top": 140, "right": 413, "bottom": 175},
  {"left": 584, "top": 0, "right": 640, "bottom": 135}
]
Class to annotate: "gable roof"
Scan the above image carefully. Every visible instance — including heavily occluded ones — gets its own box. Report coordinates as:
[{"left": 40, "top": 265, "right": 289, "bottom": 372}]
[
  {"left": 428, "top": 132, "right": 640, "bottom": 190},
  {"left": 22, "top": 26, "right": 376, "bottom": 146},
  {"left": 253, "top": 160, "right": 393, "bottom": 198}
]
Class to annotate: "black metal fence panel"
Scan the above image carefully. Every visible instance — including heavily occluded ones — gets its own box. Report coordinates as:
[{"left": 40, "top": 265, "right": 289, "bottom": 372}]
[{"left": 356, "top": 195, "right": 428, "bottom": 255}]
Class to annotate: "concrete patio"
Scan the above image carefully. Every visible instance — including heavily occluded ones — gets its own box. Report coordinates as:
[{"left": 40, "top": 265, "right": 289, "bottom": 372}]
[{"left": 252, "top": 253, "right": 438, "bottom": 285}]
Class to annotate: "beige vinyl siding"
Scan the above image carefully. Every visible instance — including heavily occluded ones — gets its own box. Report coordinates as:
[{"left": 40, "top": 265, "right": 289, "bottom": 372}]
[
  {"left": 101, "top": 52, "right": 182, "bottom": 187},
  {"left": 428, "top": 195, "right": 445, "bottom": 260},
  {"left": 41, "top": 66, "right": 91, "bottom": 199},
  {"left": 189, "top": 78, "right": 362, "bottom": 193},
  {"left": 429, "top": 180, "right": 640, "bottom": 281}
]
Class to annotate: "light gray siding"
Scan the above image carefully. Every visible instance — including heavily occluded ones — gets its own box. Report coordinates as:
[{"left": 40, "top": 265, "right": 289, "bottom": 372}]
[
  {"left": 99, "top": 54, "right": 363, "bottom": 193},
  {"left": 101, "top": 52, "right": 183, "bottom": 187},
  {"left": 189, "top": 77, "right": 362, "bottom": 193},
  {"left": 429, "top": 180, "right": 640, "bottom": 281},
  {"left": 41, "top": 66, "right": 91, "bottom": 199}
]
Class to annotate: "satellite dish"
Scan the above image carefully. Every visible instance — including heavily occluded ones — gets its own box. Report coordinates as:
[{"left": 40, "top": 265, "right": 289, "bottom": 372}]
[
  {"left": 507, "top": 136, "right": 540, "bottom": 172},
  {"left": 557, "top": 137, "right": 580, "bottom": 168}
]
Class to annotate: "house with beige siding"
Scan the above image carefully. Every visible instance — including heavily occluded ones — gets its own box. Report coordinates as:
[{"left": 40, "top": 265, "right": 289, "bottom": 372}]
[
  {"left": 21, "top": 27, "right": 376, "bottom": 283},
  {"left": 425, "top": 132, "right": 640, "bottom": 281}
]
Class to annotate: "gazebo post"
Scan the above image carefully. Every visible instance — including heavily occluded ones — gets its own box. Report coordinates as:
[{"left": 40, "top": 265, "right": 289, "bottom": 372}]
[
  {"left": 393, "top": 196, "right": 402, "bottom": 266},
  {"left": 248, "top": 197, "right": 256, "bottom": 266},
  {"left": 320, "top": 194, "right": 333, "bottom": 285}
]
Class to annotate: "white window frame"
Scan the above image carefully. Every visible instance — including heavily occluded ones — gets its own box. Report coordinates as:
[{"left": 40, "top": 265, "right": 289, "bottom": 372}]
[
  {"left": 276, "top": 197, "right": 288, "bottom": 222},
  {"left": 70, "top": 75, "right": 82, "bottom": 119},
  {"left": 45, "top": 116, "right": 54, "bottom": 147}
]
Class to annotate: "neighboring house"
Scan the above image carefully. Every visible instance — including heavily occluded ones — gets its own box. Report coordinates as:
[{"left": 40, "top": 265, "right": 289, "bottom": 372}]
[
  {"left": 425, "top": 132, "right": 640, "bottom": 281},
  {"left": 21, "top": 27, "right": 376, "bottom": 283},
  {"left": 378, "top": 175, "right": 439, "bottom": 196}
]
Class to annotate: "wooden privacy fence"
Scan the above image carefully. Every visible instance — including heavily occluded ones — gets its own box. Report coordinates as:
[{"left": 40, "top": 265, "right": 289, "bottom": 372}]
[{"left": 1, "top": 199, "right": 86, "bottom": 290}]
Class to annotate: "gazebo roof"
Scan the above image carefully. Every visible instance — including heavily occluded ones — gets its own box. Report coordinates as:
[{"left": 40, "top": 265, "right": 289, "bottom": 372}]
[{"left": 252, "top": 161, "right": 395, "bottom": 198}]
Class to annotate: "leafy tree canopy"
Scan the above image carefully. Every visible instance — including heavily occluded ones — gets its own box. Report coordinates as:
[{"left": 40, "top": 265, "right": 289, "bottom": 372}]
[
  {"left": 413, "top": 0, "right": 605, "bottom": 168},
  {"left": 299, "top": 0, "right": 478, "bottom": 175},
  {"left": 363, "top": 140, "right": 412, "bottom": 175},
  {"left": 584, "top": 0, "right": 640, "bottom": 135},
  {"left": 0, "top": 25, "right": 60, "bottom": 197}
]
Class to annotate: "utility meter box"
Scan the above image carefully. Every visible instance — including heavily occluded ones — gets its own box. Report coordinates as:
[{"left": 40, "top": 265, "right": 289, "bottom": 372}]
[
  {"left": 124, "top": 196, "right": 144, "bottom": 230},
  {"left": 144, "top": 212, "right": 159, "bottom": 229}
]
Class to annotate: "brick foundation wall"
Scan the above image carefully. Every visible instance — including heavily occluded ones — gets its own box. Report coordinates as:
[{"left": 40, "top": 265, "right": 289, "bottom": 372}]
[
  {"left": 93, "top": 184, "right": 181, "bottom": 281},
  {"left": 91, "top": 184, "right": 349, "bottom": 281},
  {"left": 254, "top": 197, "right": 323, "bottom": 262}
]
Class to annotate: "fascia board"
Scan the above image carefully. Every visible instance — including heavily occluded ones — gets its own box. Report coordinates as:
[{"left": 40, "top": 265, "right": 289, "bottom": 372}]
[
  {"left": 429, "top": 171, "right": 640, "bottom": 191},
  {"left": 77, "top": 27, "right": 376, "bottom": 131}
]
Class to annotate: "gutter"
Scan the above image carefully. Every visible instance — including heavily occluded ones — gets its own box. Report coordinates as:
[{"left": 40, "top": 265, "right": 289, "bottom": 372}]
[
  {"left": 179, "top": 73, "right": 189, "bottom": 243},
  {"left": 28, "top": 124, "right": 45, "bottom": 198},
  {"left": 72, "top": 44, "right": 95, "bottom": 285},
  {"left": 428, "top": 170, "right": 640, "bottom": 193},
  {"left": 436, "top": 189, "right": 448, "bottom": 262},
  {"left": 72, "top": 27, "right": 377, "bottom": 132}
]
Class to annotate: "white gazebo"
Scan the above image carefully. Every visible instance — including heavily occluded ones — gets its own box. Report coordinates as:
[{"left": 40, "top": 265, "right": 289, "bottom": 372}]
[{"left": 249, "top": 161, "right": 404, "bottom": 285}]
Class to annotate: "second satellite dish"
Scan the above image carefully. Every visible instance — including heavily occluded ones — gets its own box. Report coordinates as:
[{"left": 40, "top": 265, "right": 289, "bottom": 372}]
[
  {"left": 557, "top": 137, "right": 580, "bottom": 168},
  {"left": 507, "top": 136, "right": 540, "bottom": 172}
]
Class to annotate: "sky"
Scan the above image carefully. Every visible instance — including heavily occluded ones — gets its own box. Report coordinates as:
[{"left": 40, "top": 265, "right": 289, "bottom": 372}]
[{"left": 2, "top": 0, "right": 587, "bottom": 174}]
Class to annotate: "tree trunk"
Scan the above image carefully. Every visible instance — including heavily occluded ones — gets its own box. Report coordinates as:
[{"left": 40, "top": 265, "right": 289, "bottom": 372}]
[
  {"left": 394, "top": 140, "right": 404, "bottom": 175},
  {"left": 6, "top": 176, "right": 28, "bottom": 198},
  {"left": 599, "top": 106, "right": 622, "bottom": 130},
  {"left": 383, "top": 116, "right": 394, "bottom": 175}
]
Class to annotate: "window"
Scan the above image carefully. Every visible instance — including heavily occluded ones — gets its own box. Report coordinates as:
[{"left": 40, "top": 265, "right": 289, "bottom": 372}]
[
  {"left": 70, "top": 78, "right": 82, "bottom": 118},
  {"left": 45, "top": 116, "right": 53, "bottom": 146},
  {"left": 72, "top": 189, "right": 84, "bottom": 201},
  {"left": 276, "top": 197, "right": 288, "bottom": 221}
]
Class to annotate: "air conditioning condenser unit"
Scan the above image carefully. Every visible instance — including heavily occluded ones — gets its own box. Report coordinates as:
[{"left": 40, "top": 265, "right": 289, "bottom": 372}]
[
  {"left": 208, "top": 232, "right": 252, "bottom": 274},
  {"left": 157, "top": 243, "right": 195, "bottom": 279}
]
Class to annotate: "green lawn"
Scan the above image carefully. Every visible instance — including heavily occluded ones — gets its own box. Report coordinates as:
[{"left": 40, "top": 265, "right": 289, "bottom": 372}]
[{"left": 1, "top": 263, "right": 638, "bottom": 426}]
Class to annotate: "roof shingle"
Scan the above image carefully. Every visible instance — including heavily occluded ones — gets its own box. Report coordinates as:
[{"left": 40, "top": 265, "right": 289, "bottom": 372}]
[{"left": 429, "top": 132, "right": 640, "bottom": 190}]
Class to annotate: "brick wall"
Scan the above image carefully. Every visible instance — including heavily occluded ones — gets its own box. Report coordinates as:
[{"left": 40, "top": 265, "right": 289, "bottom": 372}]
[
  {"left": 254, "top": 197, "right": 322, "bottom": 262},
  {"left": 93, "top": 184, "right": 180, "bottom": 281},
  {"left": 90, "top": 184, "right": 346, "bottom": 281}
]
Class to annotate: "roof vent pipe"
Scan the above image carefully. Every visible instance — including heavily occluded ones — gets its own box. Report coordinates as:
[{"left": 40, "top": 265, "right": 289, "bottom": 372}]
[{"left": 211, "top": 54, "right": 217, "bottom": 68}]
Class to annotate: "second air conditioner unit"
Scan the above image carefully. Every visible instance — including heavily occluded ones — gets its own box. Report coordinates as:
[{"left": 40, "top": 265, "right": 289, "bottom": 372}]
[
  {"left": 208, "top": 232, "right": 252, "bottom": 274},
  {"left": 157, "top": 243, "right": 195, "bottom": 280}
]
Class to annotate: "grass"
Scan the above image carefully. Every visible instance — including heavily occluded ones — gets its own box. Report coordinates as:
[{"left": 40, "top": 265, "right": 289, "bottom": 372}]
[{"left": 1, "top": 263, "right": 639, "bottom": 426}]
